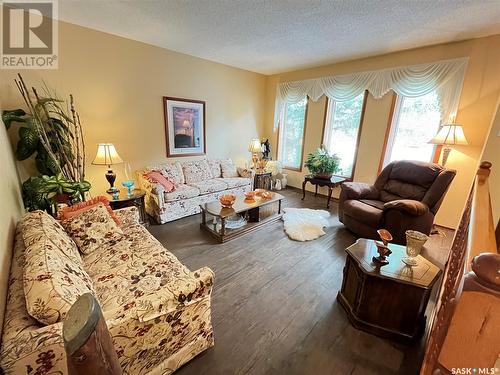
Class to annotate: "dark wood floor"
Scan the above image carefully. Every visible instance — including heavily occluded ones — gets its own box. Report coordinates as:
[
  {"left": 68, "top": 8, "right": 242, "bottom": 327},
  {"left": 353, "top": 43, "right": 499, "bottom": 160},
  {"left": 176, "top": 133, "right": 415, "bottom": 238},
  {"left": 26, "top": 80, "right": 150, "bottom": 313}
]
[{"left": 148, "top": 188, "right": 452, "bottom": 375}]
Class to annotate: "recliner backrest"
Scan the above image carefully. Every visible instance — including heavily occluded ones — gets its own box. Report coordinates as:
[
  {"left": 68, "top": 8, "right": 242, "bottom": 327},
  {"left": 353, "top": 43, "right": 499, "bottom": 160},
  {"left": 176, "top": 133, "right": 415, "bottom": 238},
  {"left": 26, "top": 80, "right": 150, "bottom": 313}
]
[{"left": 374, "top": 161, "right": 454, "bottom": 211}]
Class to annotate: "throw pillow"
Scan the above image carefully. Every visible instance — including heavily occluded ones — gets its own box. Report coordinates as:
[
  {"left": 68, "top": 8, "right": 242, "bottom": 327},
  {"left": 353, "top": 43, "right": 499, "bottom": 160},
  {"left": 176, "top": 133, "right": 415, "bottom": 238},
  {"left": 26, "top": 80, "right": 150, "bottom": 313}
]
[
  {"left": 143, "top": 170, "right": 175, "bottom": 192},
  {"left": 20, "top": 211, "right": 96, "bottom": 325},
  {"left": 58, "top": 196, "right": 120, "bottom": 225},
  {"left": 160, "top": 162, "right": 185, "bottom": 185},
  {"left": 182, "top": 159, "right": 213, "bottom": 184},
  {"left": 207, "top": 159, "right": 222, "bottom": 178},
  {"left": 237, "top": 167, "right": 253, "bottom": 178},
  {"left": 221, "top": 159, "right": 239, "bottom": 178},
  {"left": 62, "top": 204, "right": 124, "bottom": 255}
]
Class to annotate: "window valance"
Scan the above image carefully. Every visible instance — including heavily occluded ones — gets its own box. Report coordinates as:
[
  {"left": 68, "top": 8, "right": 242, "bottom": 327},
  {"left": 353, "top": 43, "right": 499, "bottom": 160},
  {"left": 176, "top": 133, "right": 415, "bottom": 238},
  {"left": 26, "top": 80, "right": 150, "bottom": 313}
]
[{"left": 274, "top": 57, "right": 468, "bottom": 130}]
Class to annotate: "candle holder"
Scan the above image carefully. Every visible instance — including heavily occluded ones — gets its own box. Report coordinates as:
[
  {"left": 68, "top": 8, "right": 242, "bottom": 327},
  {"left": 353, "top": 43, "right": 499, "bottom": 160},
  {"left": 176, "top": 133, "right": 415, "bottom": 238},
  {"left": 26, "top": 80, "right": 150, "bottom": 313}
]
[{"left": 372, "top": 229, "right": 393, "bottom": 266}]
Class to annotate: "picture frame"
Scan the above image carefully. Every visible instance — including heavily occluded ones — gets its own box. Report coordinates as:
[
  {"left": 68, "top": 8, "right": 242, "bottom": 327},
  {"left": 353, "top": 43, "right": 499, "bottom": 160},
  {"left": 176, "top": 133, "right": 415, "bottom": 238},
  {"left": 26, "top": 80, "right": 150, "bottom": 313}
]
[{"left": 163, "top": 96, "right": 206, "bottom": 157}]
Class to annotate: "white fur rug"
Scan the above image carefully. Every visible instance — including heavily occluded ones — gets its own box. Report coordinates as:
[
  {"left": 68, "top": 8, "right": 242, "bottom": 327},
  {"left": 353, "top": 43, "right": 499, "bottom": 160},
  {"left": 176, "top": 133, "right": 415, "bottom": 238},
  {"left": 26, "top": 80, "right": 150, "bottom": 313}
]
[{"left": 282, "top": 208, "right": 331, "bottom": 241}]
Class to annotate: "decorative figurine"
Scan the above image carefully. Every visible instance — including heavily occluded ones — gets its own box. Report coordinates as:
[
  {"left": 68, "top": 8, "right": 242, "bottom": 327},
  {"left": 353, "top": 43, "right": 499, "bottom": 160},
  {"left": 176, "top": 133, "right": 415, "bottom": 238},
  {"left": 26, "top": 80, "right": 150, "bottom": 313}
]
[
  {"left": 261, "top": 138, "right": 271, "bottom": 160},
  {"left": 372, "top": 229, "right": 393, "bottom": 266}
]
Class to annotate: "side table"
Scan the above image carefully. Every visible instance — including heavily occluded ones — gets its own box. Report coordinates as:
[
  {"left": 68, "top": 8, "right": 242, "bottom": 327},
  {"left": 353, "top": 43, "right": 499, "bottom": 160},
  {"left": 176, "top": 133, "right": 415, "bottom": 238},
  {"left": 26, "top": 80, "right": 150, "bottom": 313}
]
[
  {"left": 254, "top": 172, "right": 272, "bottom": 190},
  {"left": 337, "top": 239, "right": 441, "bottom": 342},
  {"left": 108, "top": 189, "right": 149, "bottom": 226},
  {"left": 301, "top": 175, "right": 346, "bottom": 208}
]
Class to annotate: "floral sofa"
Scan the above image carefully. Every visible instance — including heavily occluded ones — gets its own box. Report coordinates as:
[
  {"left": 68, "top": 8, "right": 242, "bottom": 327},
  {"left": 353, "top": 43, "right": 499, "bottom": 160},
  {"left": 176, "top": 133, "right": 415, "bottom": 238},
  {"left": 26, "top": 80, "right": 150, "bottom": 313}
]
[
  {"left": 0, "top": 207, "right": 214, "bottom": 374},
  {"left": 137, "top": 158, "right": 252, "bottom": 224}
]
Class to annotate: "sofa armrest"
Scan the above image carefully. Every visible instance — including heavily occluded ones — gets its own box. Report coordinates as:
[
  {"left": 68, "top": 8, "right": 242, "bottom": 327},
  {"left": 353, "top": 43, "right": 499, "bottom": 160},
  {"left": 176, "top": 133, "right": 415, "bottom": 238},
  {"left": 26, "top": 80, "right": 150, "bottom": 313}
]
[
  {"left": 114, "top": 206, "right": 140, "bottom": 226},
  {"left": 383, "top": 199, "right": 429, "bottom": 216},
  {"left": 0, "top": 323, "right": 67, "bottom": 374},
  {"left": 137, "top": 174, "right": 166, "bottom": 208},
  {"left": 340, "top": 182, "right": 379, "bottom": 200}
]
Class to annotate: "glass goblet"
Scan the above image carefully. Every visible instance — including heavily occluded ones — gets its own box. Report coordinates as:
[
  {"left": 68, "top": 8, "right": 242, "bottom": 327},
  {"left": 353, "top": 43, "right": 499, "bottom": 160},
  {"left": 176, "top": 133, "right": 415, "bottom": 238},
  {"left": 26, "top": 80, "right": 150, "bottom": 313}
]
[{"left": 403, "top": 230, "right": 428, "bottom": 266}]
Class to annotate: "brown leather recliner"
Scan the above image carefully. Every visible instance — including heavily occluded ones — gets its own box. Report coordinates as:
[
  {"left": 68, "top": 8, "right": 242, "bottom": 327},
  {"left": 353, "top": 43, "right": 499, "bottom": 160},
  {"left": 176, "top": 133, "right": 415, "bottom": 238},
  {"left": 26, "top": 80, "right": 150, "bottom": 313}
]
[{"left": 339, "top": 160, "right": 456, "bottom": 245}]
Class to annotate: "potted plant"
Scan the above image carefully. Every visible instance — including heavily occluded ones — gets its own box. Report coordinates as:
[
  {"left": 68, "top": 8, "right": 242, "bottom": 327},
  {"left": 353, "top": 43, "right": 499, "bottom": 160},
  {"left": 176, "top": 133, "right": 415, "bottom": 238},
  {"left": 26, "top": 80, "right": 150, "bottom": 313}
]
[
  {"left": 2, "top": 74, "right": 91, "bottom": 214},
  {"left": 22, "top": 174, "right": 91, "bottom": 213},
  {"left": 304, "top": 146, "right": 340, "bottom": 179}
]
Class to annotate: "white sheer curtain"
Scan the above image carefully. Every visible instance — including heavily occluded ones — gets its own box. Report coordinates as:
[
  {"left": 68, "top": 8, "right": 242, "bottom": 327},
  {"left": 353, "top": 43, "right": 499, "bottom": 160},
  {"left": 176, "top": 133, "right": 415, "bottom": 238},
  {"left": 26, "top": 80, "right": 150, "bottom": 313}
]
[{"left": 274, "top": 58, "right": 468, "bottom": 130}]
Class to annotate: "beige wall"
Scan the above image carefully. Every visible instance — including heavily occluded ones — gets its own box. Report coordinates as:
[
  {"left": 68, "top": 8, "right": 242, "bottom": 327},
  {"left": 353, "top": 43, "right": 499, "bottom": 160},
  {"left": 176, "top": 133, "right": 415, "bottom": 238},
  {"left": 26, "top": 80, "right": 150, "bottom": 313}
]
[
  {"left": 480, "top": 97, "right": 500, "bottom": 226},
  {"left": 0, "top": 21, "right": 266, "bottom": 194},
  {"left": 0, "top": 124, "right": 24, "bottom": 338},
  {"left": 263, "top": 35, "right": 500, "bottom": 229}
]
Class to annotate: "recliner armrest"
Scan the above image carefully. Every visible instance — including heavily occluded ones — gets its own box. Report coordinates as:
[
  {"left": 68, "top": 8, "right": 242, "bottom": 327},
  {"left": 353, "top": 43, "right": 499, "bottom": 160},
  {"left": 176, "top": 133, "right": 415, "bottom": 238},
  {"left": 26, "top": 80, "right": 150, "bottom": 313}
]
[
  {"left": 341, "top": 182, "right": 379, "bottom": 200},
  {"left": 383, "top": 199, "right": 429, "bottom": 216}
]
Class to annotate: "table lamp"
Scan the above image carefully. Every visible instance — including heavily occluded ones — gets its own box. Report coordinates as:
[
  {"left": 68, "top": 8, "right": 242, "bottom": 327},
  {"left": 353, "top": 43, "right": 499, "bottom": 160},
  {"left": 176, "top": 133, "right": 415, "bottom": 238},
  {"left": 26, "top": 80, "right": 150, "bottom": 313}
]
[
  {"left": 429, "top": 124, "right": 468, "bottom": 166},
  {"left": 92, "top": 143, "right": 123, "bottom": 193},
  {"left": 248, "top": 138, "right": 262, "bottom": 170}
]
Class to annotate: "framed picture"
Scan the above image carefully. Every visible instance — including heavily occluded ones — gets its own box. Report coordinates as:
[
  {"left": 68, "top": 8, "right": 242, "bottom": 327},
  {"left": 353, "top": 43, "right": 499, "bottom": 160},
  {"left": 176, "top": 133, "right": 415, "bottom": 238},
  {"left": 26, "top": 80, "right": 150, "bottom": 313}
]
[{"left": 163, "top": 96, "right": 206, "bottom": 157}]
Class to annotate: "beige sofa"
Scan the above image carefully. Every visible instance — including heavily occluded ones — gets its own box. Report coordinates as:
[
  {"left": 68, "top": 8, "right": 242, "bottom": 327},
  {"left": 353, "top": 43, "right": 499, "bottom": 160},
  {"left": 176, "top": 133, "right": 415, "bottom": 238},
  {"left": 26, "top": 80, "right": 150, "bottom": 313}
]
[
  {"left": 137, "top": 158, "right": 252, "bottom": 224},
  {"left": 0, "top": 207, "right": 214, "bottom": 374}
]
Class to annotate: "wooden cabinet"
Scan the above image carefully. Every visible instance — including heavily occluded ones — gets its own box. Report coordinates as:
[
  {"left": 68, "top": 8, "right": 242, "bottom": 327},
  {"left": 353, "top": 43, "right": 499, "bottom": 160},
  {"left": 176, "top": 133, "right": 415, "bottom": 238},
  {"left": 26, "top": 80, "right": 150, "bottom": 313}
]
[
  {"left": 254, "top": 172, "right": 272, "bottom": 190},
  {"left": 337, "top": 239, "right": 441, "bottom": 342}
]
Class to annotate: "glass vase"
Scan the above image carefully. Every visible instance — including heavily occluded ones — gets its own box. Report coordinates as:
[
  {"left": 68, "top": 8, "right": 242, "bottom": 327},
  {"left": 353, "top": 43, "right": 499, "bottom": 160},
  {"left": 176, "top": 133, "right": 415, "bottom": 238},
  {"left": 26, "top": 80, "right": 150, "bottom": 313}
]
[
  {"left": 402, "top": 230, "right": 428, "bottom": 266},
  {"left": 121, "top": 163, "right": 135, "bottom": 196}
]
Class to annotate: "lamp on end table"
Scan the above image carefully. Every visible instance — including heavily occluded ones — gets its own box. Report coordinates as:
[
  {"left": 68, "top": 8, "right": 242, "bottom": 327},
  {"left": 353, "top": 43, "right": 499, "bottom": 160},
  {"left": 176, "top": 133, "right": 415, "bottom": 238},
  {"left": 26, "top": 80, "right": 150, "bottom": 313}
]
[
  {"left": 248, "top": 138, "right": 262, "bottom": 170},
  {"left": 429, "top": 124, "right": 468, "bottom": 166},
  {"left": 92, "top": 143, "right": 123, "bottom": 193}
]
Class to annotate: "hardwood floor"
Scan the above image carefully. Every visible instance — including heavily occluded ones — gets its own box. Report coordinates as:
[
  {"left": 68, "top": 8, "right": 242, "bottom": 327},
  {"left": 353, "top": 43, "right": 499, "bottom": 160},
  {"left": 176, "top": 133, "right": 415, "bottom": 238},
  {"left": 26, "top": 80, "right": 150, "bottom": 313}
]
[{"left": 148, "top": 188, "right": 453, "bottom": 375}]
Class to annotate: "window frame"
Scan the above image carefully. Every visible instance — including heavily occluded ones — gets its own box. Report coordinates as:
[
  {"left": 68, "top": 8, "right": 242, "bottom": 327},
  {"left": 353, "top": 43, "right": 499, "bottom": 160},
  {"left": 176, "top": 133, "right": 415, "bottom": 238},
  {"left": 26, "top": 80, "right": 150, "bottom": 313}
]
[
  {"left": 320, "top": 90, "right": 368, "bottom": 180},
  {"left": 379, "top": 93, "right": 441, "bottom": 173},
  {"left": 277, "top": 97, "right": 309, "bottom": 171}
]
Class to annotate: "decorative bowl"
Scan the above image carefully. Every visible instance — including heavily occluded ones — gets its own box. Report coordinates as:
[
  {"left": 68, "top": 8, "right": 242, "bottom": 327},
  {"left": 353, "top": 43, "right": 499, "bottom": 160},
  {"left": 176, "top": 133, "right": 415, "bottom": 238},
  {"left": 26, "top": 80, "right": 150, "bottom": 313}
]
[
  {"left": 244, "top": 191, "right": 256, "bottom": 200},
  {"left": 219, "top": 194, "right": 236, "bottom": 208},
  {"left": 254, "top": 189, "right": 266, "bottom": 196},
  {"left": 261, "top": 191, "right": 274, "bottom": 199}
]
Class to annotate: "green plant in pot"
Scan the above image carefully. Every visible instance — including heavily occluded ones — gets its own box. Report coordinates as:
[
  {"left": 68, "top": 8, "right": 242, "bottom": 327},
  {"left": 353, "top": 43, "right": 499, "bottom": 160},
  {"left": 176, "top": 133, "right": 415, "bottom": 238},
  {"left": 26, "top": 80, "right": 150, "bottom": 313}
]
[
  {"left": 2, "top": 74, "right": 91, "bottom": 212},
  {"left": 304, "top": 146, "right": 340, "bottom": 179},
  {"left": 23, "top": 174, "right": 91, "bottom": 213}
]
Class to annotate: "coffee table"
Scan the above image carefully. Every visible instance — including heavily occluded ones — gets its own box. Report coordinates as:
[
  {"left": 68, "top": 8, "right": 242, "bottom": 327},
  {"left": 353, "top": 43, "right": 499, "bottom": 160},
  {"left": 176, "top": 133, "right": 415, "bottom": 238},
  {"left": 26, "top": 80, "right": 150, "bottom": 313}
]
[
  {"left": 200, "top": 193, "right": 284, "bottom": 243},
  {"left": 337, "top": 238, "right": 441, "bottom": 342}
]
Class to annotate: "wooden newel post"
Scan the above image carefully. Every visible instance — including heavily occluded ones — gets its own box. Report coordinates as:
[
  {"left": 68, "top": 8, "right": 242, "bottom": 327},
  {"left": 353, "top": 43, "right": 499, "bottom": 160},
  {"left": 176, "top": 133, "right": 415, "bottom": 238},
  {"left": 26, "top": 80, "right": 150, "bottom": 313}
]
[{"left": 63, "top": 293, "right": 122, "bottom": 375}]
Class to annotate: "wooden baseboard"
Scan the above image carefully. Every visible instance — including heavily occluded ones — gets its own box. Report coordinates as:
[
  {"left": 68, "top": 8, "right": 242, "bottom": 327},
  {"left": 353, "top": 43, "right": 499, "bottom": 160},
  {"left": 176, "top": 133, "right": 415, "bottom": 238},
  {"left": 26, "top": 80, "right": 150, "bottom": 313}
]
[{"left": 283, "top": 185, "right": 340, "bottom": 202}]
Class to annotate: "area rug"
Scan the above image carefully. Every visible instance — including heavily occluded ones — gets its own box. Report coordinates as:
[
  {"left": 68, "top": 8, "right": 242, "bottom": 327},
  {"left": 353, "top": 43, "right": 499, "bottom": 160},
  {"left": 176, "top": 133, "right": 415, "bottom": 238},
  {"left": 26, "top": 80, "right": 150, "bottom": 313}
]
[{"left": 282, "top": 208, "right": 331, "bottom": 241}]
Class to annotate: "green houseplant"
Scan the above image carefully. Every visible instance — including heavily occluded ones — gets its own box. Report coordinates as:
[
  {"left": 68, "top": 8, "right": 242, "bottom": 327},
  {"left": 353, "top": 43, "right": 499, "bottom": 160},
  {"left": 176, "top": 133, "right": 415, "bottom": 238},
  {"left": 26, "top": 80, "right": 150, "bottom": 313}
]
[
  {"left": 304, "top": 146, "right": 340, "bottom": 179},
  {"left": 2, "top": 74, "right": 91, "bottom": 212}
]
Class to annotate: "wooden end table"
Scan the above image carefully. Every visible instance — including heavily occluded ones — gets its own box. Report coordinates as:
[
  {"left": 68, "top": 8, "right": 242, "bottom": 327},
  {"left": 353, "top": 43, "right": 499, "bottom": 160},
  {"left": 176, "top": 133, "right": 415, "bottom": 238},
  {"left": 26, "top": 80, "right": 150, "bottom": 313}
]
[
  {"left": 108, "top": 189, "right": 149, "bottom": 227},
  {"left": 301, "top": 175, "right": 346, "bottom": 208},
  {"left": 254, "top": 171, "right": 272, "bottom": 190},
  {"left": 337, "top": 239, "right": 442, "bottom": 342}
]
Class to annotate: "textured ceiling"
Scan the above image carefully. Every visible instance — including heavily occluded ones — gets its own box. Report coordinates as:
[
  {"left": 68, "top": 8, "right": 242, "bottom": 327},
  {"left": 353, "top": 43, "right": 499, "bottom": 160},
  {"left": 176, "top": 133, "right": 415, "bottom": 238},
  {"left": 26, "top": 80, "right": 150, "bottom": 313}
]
[{"left": 58, "top": 0, "right": 500, "bottom": 75}]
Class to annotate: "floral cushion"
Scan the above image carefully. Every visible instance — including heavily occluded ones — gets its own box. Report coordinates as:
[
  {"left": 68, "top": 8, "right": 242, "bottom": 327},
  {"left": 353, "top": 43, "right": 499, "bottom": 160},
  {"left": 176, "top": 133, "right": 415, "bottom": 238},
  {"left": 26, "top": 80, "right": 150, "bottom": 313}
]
[
  {"left": 62, "top": 204, "right": 124, "bottom": 255},
  {"left": 163, "top": 184, "right": 200, "bottom": 202},
  {"left": 182, "top": 159, "right": 213, "bottom": 184},
  {"left": 58, "top": 195, "right": 120, "bottom": 225},
  {"left": 187, "top": 179, "right": 227, "bottom": 195},
  {"left": 161, "top": 162, "right": 185, "bottom": 185},
  {"left": 207, "top": 159, "right": 222, "bottom": 178},
  {"left": 221, "top": 159, "right": 238, "bottom": 178},
  {"left": 20, "top": 211, "right": 96, "bottom": 325},
  {"left": 215, "top": 177, "right": 252, "bottom": 189}
]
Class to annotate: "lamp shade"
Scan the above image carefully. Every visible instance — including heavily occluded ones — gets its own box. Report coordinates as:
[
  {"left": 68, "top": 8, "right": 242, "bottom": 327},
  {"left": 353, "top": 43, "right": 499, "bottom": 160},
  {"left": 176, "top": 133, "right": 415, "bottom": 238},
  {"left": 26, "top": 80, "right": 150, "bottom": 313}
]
[
  {"left": 92, "top": 143, "right": 123, "bottom": 166},
  {"left": 248, "top": 138, "right": 262, "bottom": 153},
  {"left": 429, "top": 125, "right": 468, "bottom": 146}
]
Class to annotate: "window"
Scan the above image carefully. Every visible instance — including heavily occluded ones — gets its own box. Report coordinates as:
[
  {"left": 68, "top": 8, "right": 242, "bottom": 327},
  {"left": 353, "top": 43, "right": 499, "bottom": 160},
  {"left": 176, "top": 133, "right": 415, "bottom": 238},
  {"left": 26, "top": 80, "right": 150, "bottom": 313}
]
[
  {"left": 278, "top": 97, "right": 308, "bottom": 170},
  {"left": 382, "top": 91, "right": 441, "bottom": 167},
  {"left": 322, "top": 92, "right": 366, "bottom": 178}
]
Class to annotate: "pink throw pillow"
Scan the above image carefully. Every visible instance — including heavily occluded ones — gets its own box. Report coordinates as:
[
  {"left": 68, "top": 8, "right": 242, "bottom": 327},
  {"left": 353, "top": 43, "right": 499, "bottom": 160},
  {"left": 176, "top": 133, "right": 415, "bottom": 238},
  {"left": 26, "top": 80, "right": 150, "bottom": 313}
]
[{"left": 144, "top": 170, "right": 175, "bottom": 192}]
